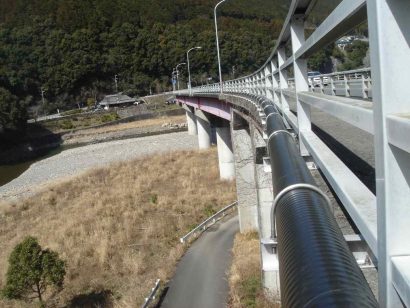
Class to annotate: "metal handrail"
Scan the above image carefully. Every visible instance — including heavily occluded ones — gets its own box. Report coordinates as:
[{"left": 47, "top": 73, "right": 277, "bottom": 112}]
[
  {"left": 141, "top": 279, "right": 161, "bottom": 308},
  {"left": 179, "top": 201, "right": 237, "bottom": 243}
]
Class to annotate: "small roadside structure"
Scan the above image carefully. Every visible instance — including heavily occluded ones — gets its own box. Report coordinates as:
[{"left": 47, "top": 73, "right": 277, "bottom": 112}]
[{"left": 98, "top": 93, "right": 136, "bottom": 109}]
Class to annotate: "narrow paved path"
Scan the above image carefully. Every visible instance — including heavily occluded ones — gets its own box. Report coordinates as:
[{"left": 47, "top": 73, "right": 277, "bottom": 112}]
[{"left": 161, "top": 216, "right": 239, "bottom": 308}]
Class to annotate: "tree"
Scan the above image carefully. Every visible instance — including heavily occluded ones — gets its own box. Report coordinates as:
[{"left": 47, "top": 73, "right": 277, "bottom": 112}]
[
  {"left": 338, "top": 40, "right": 369, "bottom": 71},
  {"left": 308, "top": 44, "right": 335, "bottom": 73},
  {"left": 1, "top": 236, "right": 66, "bottom": 304},
  {"left": 0, "top": 87, "right": 27, "bottom": 132}
]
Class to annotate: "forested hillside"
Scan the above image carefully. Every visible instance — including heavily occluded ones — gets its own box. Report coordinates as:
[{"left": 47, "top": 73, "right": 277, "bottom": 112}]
[{"left": 0, "top": 0, "right": 340, "bottom": 131}]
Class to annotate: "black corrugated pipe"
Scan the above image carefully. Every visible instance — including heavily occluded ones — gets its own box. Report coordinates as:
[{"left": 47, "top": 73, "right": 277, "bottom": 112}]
[{"left": 260, "top": 97, "right": 378, "bottom": 307}]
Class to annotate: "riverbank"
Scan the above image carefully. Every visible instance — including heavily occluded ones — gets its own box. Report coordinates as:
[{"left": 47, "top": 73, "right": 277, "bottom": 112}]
[
  {"left": 0, "top": 114, "right": 188, "bottom": 187},
  {"left": 0, "top": 131, "right": 197, "bottom": 202},
  {"left": 0, "top": 107, "right": 185, "bottom": 165}
]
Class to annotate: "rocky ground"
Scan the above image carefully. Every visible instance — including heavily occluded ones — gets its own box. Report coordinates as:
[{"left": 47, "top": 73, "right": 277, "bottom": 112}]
[{"left": 0, "top": 131, "right": 197, "bottom": 202}]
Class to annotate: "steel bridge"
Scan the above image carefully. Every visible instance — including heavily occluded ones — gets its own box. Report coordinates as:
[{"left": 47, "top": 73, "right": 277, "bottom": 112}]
[{"left": 146, "top": 0, "right": 410, "bottom": 307}]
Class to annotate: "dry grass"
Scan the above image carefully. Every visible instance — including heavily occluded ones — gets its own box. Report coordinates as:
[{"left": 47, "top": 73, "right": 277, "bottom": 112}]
[
  {"left": 74, "top": 115, "right": 186, "bottom": 136},
  {"left": 0, "top": 148, "right": 236, "bottom": 307},
  {"left": 229, "top": 232, "right": 278, "bottom": 308}
]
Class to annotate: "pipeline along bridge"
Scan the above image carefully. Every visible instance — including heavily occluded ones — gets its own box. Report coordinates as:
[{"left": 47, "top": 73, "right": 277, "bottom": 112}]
[{"left": 144, "top": 0, "right": 410, "bottom": 307}]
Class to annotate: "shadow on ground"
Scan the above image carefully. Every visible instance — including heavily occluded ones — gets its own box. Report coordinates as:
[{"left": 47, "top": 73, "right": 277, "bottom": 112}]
[{"left": 67, "top": 290, "right": 113, "bottom": 308}]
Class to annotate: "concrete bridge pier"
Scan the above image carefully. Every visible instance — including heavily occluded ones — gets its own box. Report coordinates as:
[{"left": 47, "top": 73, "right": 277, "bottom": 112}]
[
  {"left": 251, "top": 125, "right": 280, "bottom": 301},
  {"left": 195, "top": 109, "right": 212, "bottom": 149},
  {"left": 231, "top": 112, "right": 259, "bottom": 232},
  {"left": 215, "top": 119, "right": 235, "bottom": 180},
  {"left": 183, "top": 105, "right": 197, "bottom": 135}
]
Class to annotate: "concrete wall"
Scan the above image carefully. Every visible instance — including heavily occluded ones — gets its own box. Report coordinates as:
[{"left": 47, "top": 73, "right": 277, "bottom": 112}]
[{"left": 231, "top": 112, "right": 259, "bottom": 232}]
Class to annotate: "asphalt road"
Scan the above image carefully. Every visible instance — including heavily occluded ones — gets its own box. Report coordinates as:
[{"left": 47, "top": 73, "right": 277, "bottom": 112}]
[{"left": 160, "top": 216, "right": 239, "bottom": 308}]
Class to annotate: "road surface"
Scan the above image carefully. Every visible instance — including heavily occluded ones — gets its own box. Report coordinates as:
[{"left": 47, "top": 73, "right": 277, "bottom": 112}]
[{"left": 161, "top": 216, "right": 239, "bottom": 308}]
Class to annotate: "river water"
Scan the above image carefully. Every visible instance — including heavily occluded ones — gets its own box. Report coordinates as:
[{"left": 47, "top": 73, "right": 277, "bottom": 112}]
[{"left": 0, "top": 145, "right": 74, "bottom": 187}]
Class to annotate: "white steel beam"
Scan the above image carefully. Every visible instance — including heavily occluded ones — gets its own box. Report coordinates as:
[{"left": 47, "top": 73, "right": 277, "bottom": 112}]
[
  {"left": 367, "top": 0, "right": 410, "bottom": 306},
  {"left": 386, "top": 114, "right": 410, "bottom": 154},
  {"left": 278, "top": 47, "right": 289, "bottom": 113},
  {"left": 291, "top": 16, "right": 311, "bottom": 156},
  {"left": 391, "top": 256, "right": 410, "bottom": 308},
  {"left": 297, "top": 92, "right": 374, "bottom": 134},
  {"left": 301, "top": 130, "right": 378, "bottom": 257},
  {"left": 271, "top": 60, "right": 279, "bottom": 104},
  {"left": 295, "top": 0, "right": 366, "bottom": 59},
  {"left": 279, "top": 57, "right": 294, "bottom": 72}
]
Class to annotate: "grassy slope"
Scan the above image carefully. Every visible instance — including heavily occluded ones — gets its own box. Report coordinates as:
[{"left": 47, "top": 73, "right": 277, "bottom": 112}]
[
  {"left": 229, "top": 232, "right": 279, "bottom": 308},
  {"left": 0, "top": 148, "right": 236, "bottom": 307}
]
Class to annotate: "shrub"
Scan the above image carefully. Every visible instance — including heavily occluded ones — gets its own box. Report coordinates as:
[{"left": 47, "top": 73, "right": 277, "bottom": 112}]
[
  {"left": 99, "top": 113, "right": 118, "bottom": 123},
  {"left": 59, "top": 119, "right": 74, "bottom": 130},
  {"left": 149, "top": 194, "right": 158, "bottom": 204},
  {"left": 1, "top": 236, "right": 66, "bottom": 304},
  {"left": 203, "top": 204, "right": 216, "bottom": 217}
]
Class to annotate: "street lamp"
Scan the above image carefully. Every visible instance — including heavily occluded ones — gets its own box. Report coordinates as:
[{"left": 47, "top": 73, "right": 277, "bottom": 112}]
[
  {"left": 187, "top": 46, "right": 202, "bottom": 95},
  {"left": 214, "top": 0, "right": 229, "bottom": 94},
  {"left": 176, "top": 62, "right": 186, "bottom": 91}
]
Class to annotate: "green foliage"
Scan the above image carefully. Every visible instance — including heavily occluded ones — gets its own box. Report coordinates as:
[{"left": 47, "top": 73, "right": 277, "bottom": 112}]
[
  {"left": 241, "top": 276, "right": 260, "bottom": 308},
  {"left": 338, "top": 40, "right": 369, "bottom": 71},
  {"left": 0, "top": 0, "right": 290, "bottom": 115},
  {"left": 59, "top": 119, "right": 74, "bottom": 130},
  {"left": 203, "top": 204, "right": 216, "bottom": 217},
  {"left": 149, "top": 194, "right": 158, "bottom": 204},
  {"left": 308, "top": 44, "right": 335, "bottom": 73},
  {"left": 100, "top": 113, "right": 119, "bottom": 123},
  {"left": 0, "top": 0, "right": 343, "bottom": 137},
  {"left": 0, "top": 87, "right": 27, "bottom": 132},
  {"left": 86, "top": 98, "right": 95, "bottom": 108},
  {"left": 1, "top": 236, "right": 66, "bottom": 303}
]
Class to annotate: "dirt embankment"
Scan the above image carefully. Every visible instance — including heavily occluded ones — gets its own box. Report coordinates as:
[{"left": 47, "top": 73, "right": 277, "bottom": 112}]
[{"left": 229, "top": 232, "right": 278, "bottom": 308}]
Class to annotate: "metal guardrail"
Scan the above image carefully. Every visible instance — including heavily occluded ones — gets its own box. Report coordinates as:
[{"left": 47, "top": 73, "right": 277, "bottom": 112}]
[
  {"left": 141, "top": 279, "right": 161, "bottom": 308},
  {"left": 179, "top": 201, "right": 237, "bottom": 244}
]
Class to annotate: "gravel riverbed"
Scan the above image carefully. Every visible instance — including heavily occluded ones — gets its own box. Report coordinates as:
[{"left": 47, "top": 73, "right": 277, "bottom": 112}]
[{"left": 0, "top": 132, "right": 197, "bottom": 202}]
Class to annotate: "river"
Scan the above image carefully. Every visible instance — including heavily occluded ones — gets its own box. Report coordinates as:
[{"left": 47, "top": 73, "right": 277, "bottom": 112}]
[{"left": 0, "top": 145, "right": 76, "bottom": 187}]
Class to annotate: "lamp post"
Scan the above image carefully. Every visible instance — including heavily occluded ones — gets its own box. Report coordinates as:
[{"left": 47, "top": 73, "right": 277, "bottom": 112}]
[
  {"left": 187, "top": 46, "right": 202, "bottom": 95},
  {"left": 176, "top": 62, "right": 186, "bottom": 91},
  {"left": 214, "top": 0, "right": 228, "bottom": 94}
]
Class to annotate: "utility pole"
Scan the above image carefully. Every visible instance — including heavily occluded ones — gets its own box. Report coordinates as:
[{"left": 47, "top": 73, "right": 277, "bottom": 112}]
[
  {"left": 172, "top": 68, "right": 177, "bottom": 92},
  {"left": 41, "top": 87, "right": 46, "bottom": 115},
  {"left": 41, "top": 88, "right": 46, "bottom": 106},
  {"left": 114, "top": 74, "right": 119, "bottom": 93}
]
